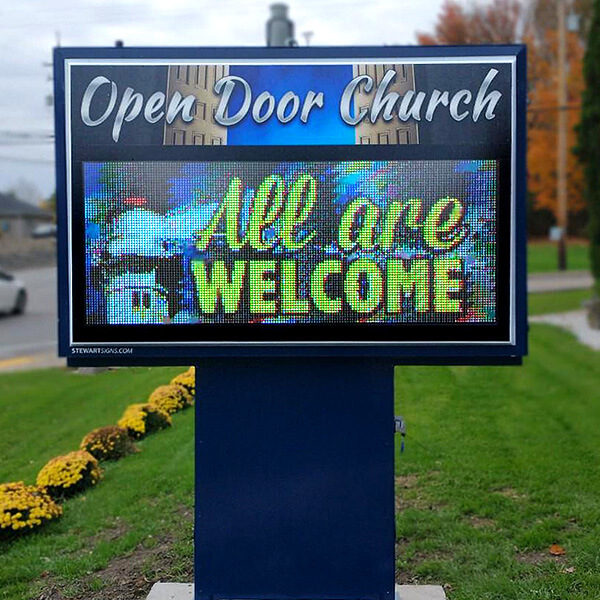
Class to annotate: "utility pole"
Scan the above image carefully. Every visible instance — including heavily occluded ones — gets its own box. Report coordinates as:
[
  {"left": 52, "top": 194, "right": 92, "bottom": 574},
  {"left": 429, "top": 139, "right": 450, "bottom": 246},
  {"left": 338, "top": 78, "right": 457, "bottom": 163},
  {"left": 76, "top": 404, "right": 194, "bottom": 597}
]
[
  {"left": 43, "top": 32, "right": 61, "bottom": 108},
  {"left": 557, "top": 0, "right": 568, "bottom": 270}
]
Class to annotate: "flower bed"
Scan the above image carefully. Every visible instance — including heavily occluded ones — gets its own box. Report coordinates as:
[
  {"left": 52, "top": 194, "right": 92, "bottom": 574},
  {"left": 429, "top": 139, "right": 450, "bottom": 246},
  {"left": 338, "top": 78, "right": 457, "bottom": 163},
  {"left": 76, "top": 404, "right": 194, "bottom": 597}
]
[{"left": 2, "top": 367, "right": 194, "bottom": 539}]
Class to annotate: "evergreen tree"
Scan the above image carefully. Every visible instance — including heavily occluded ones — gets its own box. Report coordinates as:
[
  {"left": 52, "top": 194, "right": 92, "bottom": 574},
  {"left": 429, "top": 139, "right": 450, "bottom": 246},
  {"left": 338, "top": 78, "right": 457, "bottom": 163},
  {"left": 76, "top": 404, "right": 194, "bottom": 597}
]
[{"left": 577, "top": 0, "right": 600, "bottom": 325}]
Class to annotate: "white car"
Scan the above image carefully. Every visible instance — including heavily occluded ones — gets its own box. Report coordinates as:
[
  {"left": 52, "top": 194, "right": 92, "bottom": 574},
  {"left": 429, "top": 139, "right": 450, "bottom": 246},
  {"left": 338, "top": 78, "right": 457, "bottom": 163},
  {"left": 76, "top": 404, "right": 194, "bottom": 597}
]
[{"left": 0, "top": 269, "right": 27, "bottom": 315}]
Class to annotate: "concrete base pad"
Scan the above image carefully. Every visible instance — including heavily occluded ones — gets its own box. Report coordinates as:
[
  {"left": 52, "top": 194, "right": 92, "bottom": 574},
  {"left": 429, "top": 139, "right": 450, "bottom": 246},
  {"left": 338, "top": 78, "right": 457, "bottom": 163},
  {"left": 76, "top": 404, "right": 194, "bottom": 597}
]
[
  {"left": 146, "top": 583, "right": 446, "bottom": 600},
  {"left": 147, "top": 583, "right": 193, "bottom": 599},
  {"left": 395, "top": 585, "right": 447, "bottom": 600}
]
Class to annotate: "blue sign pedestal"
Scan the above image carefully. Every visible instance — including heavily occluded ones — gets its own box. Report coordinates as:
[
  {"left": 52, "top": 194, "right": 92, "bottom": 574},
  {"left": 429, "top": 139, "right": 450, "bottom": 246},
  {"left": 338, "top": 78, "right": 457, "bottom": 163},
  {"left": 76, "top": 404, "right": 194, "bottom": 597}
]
[{"left": 195, "top": 358, "right": 395, "bottom": 600}]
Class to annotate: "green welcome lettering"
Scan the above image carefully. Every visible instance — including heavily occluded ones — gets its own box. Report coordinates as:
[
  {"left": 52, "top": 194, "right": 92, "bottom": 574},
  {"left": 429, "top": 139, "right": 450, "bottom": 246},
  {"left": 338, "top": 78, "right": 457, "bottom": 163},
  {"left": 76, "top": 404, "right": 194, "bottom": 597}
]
[{"left": 191, "top": 260, "right": 246, "bottom": 313}]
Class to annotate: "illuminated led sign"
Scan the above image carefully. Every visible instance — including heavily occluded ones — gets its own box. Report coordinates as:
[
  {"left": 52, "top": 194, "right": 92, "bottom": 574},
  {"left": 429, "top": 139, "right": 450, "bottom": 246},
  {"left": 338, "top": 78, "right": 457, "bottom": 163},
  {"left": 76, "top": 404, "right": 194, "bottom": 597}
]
[{"left": 54, "top": 46, "right": 527, "bottom": 361}]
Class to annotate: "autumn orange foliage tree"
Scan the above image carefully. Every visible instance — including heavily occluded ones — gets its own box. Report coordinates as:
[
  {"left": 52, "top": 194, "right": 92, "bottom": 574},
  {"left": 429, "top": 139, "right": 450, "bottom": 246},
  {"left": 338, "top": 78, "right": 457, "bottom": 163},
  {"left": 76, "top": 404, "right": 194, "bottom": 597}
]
[
  {"left": 416, "top": 0, "right": 521, "bottom": 45},
  {"left": 527, "top": 28, "right": 585, "bottom": 218},
  {"left": 417, "top": 0, "right": 587, "bottom": 232}
]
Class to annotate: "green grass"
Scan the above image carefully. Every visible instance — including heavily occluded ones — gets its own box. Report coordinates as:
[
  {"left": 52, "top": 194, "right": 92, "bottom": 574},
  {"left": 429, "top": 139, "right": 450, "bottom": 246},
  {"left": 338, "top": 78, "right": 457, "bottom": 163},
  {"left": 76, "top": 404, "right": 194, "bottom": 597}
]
[
  {"left": 0, "top": 367, "right": 194, "bottom": 600},
  {"left": 1, "top": 324, "right": 600, "bottom": 599},
  {"left": 529, "top": 289, "right": 591, "bottom": 316},
  {"left": 394, "top": 324, "right": 600, "bottom": 599},
  {"left": 528, "top": 241, "right": 590, "bottom": 273}
]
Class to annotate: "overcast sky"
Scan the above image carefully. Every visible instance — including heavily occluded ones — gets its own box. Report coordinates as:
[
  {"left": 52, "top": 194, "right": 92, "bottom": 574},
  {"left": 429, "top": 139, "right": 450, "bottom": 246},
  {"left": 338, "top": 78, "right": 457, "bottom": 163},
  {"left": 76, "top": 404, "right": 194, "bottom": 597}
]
[{"left": 0, "top": 0, "right": 443, "bottom": 201}]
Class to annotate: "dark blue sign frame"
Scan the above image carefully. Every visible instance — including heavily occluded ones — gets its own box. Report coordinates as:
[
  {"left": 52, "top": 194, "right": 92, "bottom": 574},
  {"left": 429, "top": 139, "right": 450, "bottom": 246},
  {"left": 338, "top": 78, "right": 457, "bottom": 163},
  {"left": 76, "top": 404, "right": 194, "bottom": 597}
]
[{"left": 54, "top": 45, "right": 527, "bottom": 365}]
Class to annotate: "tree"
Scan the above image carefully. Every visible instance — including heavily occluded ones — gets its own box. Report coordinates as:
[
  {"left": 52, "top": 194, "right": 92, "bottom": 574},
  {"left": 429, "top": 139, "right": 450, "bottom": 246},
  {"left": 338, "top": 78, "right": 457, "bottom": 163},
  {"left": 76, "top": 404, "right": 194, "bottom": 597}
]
[
  {"left": 527, "top": 26, "right": 585, "bottom": 220},
  {"left": 41, "top": 192, "right": 56, "bottom": 220},
  {"left": 416, "top": 0, "right": 521, "bottom": 45},
  {"left": 417, "top": 0, "right": 588, "bottom": 232},
  {"left": 576, "top": 0, "right": 600, "bottom": 323}
]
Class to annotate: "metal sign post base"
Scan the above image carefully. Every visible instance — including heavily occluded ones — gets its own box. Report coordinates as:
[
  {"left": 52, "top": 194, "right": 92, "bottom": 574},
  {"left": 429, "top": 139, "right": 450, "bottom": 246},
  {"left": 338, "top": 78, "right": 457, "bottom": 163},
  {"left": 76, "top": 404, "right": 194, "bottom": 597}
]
[{"left": 195, "top": 358, "right": 395, "bottom": 600}]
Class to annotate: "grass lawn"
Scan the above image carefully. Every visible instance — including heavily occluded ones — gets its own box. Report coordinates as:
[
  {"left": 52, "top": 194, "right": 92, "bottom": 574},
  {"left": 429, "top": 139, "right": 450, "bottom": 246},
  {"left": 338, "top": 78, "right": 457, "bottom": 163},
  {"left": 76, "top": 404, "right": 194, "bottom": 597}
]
[
  {"left": 529, "top": 288, "right": 591, "bottom": 316},
  {"left": 1, "top": 320, "right": 599, "bottom": 599},
  {"left": 528, "top": 240, "right": 590, "bottom": 273},
  {"left": 394, "top": 324, "right": 600, "bottom": 599},
  {"left": 0, "top": 366, "right": 194, "bottom": 600}
]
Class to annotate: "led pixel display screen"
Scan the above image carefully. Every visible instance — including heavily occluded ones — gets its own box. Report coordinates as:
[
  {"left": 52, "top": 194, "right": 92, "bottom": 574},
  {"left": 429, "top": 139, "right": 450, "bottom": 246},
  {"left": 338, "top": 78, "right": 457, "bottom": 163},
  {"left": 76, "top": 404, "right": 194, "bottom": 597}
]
[{"left": 83, "top": 160, "right": 497, "bottom": 327}]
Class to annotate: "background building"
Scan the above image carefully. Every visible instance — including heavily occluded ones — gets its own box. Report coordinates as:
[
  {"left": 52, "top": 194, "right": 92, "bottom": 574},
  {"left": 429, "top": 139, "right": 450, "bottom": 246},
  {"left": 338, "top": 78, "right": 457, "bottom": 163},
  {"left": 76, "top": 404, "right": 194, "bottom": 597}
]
[
  {"left": 0, "top": 193, "right": 53, "bottom": 241},
  {"left": 164, "top": 65, "right": 229, "bottom": 146},
  {"left": 352, "top": 64, "right": 419, "bottom": 145}
]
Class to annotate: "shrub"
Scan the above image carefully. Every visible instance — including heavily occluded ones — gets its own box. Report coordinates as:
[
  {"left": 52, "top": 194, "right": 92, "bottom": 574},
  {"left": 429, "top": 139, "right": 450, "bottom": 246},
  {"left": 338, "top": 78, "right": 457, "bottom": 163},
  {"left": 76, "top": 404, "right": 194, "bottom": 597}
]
[
  {"left": 148, "top": 384, "right": 193, "bottom": 415},
  {"left": 0, "top": 482, "right": 62, "bottom": 539},
  {"left": 80, "top": 426, "right": 137, "bottom": 461},
  {"left": 117, "top": 403, "right": 172, "bottom": 439},
  {"left": 36, "top": 451, "right": 102, "bottom": 500},
  {"left": 171, "top": 367, "right": 195, "bottom": 396}
]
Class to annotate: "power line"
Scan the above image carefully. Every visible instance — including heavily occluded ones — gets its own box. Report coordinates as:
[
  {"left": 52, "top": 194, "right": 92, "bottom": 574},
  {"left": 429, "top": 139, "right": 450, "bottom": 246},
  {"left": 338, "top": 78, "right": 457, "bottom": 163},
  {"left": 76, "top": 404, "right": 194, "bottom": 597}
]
[
  {"left": 0, "top": 155, "right": 54, "bottom": 164},
  {"left": 0, "top": 133, "right": 54, "bottom": 146},
  {"left": 0, "top": 131, "right": 53, "bottom": 139},
  {"left": 0, "top": 141, "right": 54, "bottom": 147}
]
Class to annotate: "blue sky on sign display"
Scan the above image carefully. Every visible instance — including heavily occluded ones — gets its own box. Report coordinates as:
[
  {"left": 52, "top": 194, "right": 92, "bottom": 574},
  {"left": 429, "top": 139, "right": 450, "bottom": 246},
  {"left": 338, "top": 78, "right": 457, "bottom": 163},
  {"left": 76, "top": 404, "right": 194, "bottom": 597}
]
[
  {"left": 0, "top": 0, "right": 444, "bottom": 199},
  {"left": 227, "top": 65, "right": 356, "bottom": 145}
]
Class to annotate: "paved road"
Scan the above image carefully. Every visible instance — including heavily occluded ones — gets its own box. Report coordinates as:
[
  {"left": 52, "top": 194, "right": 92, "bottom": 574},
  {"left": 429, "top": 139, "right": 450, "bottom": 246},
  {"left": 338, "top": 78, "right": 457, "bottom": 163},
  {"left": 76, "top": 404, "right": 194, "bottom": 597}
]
[
  {"left": 528, "top": 270, "right": 594, "bottom": 293},
  {"left": 0, "top": 267, "right": 58, "bottom": 363}
]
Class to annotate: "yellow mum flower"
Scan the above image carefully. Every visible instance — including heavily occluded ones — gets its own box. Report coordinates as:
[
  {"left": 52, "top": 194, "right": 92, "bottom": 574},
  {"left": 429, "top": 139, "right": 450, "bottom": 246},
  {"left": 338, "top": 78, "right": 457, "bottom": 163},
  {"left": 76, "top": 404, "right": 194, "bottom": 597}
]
[
  {"left": 36, "top": 451, "right": 103, "bottom": 500},
  {"left": 0, "top": 482, "right": 62, "bottom": 539},
  {"left": 171, "top": 367, "right": 195, "bottom": 396},
  {"left": 117, "top": 403, "right": 171, "bottom": 439},
  {"left": 148, "top": 384, "right": 193, "bottom": 415}
]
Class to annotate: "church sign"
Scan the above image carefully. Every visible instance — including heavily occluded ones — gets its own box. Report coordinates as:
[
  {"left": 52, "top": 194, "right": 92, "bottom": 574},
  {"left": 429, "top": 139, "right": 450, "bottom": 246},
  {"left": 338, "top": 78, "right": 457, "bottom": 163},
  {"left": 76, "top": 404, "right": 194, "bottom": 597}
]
[{"left": 54, "top": 46, "right": 527, "bottom": 363}]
